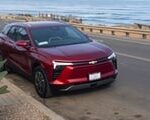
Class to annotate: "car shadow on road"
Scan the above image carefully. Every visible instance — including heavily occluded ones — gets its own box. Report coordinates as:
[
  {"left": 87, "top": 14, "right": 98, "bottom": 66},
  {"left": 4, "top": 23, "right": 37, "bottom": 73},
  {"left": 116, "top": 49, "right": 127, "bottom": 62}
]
[
  {"left": 53, "top": 83, "right": 116, "bottom": 98},
  {"left": 5, "top": 72, "right": 117, "bottom": 99}
]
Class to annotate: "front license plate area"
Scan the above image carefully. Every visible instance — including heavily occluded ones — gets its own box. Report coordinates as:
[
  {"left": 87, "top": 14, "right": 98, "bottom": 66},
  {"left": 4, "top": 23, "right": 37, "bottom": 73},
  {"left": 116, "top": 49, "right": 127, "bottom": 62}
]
[{"left": 89, "top": 72, "right": 101, "bottom": 81}]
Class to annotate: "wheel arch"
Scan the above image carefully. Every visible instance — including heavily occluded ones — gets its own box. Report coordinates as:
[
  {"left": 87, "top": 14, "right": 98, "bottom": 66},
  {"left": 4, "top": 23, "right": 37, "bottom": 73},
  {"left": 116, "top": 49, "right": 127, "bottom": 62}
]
[{"left": 31, "top": 61, "right": 41, "bottom": 73}]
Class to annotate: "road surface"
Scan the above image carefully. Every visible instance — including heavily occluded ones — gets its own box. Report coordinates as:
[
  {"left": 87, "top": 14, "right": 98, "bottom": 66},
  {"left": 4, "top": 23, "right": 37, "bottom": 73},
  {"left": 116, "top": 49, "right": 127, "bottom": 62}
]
[{"left": 5, "top": 34, "right": 150, "bottom": 120}]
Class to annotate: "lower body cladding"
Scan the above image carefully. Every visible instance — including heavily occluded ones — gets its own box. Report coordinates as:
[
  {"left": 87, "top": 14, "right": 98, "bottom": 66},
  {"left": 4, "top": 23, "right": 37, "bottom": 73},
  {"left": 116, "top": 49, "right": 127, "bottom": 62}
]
[
  {"left": 51, "top": 59, "right": 118, "bottom": 91},
  {"left": 59, "top": 77, "right": 116, "bottom": 91}
]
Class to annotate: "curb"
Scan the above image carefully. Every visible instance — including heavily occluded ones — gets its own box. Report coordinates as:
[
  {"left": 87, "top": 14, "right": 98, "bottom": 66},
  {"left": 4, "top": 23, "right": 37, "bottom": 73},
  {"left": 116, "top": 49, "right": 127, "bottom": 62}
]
[{"left": 3, "top": 78, "right": 65, "bottom": 120}]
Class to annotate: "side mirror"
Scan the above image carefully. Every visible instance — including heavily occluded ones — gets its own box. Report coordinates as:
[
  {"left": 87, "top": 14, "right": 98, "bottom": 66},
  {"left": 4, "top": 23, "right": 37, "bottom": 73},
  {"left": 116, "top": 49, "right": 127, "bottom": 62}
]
[{"left": 16, "top": 40, "right": 29, "bottom": 48}]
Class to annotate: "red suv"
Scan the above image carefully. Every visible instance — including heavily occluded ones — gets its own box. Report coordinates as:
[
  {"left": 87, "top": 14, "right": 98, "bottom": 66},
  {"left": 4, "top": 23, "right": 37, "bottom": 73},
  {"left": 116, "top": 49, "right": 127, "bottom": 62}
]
[{"left": 0, "top": 21, "right": 118, "bottom": 98}]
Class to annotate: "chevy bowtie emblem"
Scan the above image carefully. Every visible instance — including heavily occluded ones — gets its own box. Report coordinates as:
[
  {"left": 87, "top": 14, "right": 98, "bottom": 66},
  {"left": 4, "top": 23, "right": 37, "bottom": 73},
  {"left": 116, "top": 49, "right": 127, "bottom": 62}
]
[{"left": 89, "top": 60, "right": 97, "bottom": 64}]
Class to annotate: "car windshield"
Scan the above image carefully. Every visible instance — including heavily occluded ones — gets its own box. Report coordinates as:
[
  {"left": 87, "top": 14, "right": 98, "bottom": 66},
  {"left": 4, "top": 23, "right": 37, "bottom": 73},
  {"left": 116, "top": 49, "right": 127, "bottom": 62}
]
[{"left": 31, "top": 25, "right": 90, "bottom": 48}]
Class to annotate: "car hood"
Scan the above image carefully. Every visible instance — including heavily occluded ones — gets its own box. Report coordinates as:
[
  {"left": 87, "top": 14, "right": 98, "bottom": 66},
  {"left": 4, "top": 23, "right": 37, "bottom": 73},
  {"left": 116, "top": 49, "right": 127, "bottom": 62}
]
[{"left": 39, "top": 42, "right": 112, "bottom": 62}]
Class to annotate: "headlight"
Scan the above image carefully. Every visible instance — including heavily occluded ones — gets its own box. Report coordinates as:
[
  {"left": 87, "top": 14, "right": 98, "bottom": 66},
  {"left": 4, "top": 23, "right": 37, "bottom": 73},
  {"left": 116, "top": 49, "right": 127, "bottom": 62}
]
[
  {"left": 108, "top": 52, "right": 116, "bottom": 60},
  {"left": 53, "top": 61, "right": 73, "bottom": 69}
]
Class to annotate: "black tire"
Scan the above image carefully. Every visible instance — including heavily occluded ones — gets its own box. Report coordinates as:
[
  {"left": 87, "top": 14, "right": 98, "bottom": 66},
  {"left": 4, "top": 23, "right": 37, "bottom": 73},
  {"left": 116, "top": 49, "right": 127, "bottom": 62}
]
[
  {"left": 0, "top": 54, "right": 12, "bottom": 73},
  {"left": 34, "top": 66, "right": 53, "bottom": 98},
  {"left": 0, "top": 54, "right": 5, "bottom": 72}
]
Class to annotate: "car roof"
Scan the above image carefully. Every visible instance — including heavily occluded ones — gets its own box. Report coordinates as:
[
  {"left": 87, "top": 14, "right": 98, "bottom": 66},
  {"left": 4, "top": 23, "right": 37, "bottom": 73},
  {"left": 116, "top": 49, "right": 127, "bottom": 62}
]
[{"left": 10, "top": 21, "right": 68, "bottom": 29}]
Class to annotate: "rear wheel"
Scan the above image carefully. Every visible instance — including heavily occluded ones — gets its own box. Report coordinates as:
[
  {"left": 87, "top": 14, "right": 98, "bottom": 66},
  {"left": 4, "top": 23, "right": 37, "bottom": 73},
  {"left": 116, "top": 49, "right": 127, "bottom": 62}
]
[
  {"left": 34, "top": 66, "right": 53, "bottom": 98},
  {"left": 0, "top": 54, "right": 4, "bottom": 72},
  {"left": 0, "top": 54, "right": 12, "bottom": 73}
]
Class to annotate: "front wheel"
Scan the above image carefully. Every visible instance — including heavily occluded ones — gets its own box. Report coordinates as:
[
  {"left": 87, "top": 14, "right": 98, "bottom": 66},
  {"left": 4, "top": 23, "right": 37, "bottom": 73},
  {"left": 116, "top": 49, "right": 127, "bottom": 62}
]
[{"left": 34, "top": 66, "right": 53, "bottom": 98}]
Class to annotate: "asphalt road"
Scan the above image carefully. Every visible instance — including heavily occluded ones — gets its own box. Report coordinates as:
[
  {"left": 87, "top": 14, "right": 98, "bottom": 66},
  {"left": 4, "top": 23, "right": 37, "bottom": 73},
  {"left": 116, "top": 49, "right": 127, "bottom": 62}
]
[{"left": 5, "top": 35, "right": 150, "bottom": 120}]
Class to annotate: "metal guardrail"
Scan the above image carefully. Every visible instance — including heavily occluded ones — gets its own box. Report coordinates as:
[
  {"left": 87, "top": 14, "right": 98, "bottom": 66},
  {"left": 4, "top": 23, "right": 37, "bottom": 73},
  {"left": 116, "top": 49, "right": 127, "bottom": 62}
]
[{"left": 71, "top": 23, "right": 150, "bottom": 40}]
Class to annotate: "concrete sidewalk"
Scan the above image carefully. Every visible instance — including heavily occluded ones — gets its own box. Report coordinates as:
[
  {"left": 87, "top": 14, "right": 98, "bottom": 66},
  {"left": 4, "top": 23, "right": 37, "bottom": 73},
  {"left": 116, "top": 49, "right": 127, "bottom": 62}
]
[{"left": 0, "top": 78, "right": 65, "bottom": 120}]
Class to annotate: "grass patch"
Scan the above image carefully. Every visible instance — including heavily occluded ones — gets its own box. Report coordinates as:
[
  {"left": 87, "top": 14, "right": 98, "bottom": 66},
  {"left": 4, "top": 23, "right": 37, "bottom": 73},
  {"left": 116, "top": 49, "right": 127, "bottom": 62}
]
[{"left": 0, "top": 85, "right": 10, "bottom": 94}]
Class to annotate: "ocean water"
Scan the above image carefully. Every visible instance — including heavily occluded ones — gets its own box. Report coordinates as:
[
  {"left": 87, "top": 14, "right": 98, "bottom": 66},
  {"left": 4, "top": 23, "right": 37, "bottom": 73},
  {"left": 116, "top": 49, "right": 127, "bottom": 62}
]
[{"left": 0, "top": 0, "right": 150, "bottom": 25}]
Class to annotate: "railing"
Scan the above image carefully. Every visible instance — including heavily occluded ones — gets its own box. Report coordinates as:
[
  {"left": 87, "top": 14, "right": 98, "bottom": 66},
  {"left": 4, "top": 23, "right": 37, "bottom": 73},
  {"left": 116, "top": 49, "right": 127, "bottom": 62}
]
[{"left": 71, "top": 23, "right": 150, "bottom": 40}]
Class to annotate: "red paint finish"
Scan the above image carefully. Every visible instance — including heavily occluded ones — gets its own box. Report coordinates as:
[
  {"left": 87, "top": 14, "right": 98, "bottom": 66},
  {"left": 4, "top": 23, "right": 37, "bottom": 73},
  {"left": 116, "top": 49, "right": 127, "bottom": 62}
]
[{"left": 0, "top": 21, "right": 118, "bottom": 88}]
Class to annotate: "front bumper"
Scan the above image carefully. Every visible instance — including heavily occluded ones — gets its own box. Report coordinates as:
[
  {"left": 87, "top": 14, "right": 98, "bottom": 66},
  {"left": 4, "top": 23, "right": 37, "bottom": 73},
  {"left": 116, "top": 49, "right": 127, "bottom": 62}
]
[
  {"left": 51, "top": 59, "right": 117, "bottom": 85},
  {"left": 59, "top": 77, "right": 116, "bottom": 91}
]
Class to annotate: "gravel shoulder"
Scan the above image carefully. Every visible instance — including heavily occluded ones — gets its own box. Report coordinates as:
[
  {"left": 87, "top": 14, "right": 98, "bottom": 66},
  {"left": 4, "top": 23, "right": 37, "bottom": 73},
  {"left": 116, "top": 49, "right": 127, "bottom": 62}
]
[{"left": 0, "top": 78, "right": 65, "bottom": 120}]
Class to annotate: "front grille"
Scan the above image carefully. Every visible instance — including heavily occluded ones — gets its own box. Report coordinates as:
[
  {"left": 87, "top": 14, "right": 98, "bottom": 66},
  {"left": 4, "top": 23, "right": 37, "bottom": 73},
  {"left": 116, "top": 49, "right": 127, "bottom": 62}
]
[
  {"left": 73, "top": 57, "right": 108, "bottom": 66},
  {"left": 53, "top": 66, "right": 65, "bottom": 80}
]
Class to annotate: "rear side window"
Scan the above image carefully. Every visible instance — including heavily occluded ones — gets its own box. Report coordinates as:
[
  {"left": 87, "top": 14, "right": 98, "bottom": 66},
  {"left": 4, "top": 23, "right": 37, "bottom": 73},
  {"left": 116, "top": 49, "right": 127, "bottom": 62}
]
[
  {"left": 2, "top": 25, "right": 11, "bottom": 35},
  {"left": 7, "top": 26, "right": 29, "bottom": 42},
  {"left": 7, "top": 26, "right": 18, "bottom": 41}
]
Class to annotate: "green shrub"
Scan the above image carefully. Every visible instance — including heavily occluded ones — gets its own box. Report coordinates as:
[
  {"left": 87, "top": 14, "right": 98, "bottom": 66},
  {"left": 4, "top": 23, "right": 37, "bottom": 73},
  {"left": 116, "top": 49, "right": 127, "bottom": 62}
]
[{"left": 0, "top": 60, "right": 9, "bottom": 94}]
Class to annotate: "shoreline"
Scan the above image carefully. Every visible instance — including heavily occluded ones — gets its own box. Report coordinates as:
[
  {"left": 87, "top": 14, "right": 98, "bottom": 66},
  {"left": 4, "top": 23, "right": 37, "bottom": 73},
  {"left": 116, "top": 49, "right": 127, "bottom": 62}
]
[{"left": 0, "top": 13, "right": 150, "bottom": 30}]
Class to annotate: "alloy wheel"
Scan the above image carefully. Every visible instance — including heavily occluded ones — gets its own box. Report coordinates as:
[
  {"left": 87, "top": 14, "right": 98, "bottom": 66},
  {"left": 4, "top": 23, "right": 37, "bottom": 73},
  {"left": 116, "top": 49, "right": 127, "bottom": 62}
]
[
  {"left": 0, "top": 54, "right": 4, "bottom": 72},
  {"left": 35, "top": 71, "right": 46, "bottom": 96}
]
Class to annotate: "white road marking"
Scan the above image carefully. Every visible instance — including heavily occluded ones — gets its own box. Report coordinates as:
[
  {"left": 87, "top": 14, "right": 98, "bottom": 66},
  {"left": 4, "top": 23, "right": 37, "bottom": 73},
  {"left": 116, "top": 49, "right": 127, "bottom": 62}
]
[
  {"left": 109, "top": 38, "right": 150, "bottom": 46},
  {"left": 91, "top": 38, "right": 104, "bottom": 43},
  {"left": 116, "top": 52, "right": 150, "bottom": 62},
  {"left": 98, "top": 40, "right": 104, "bottom": 43}
]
